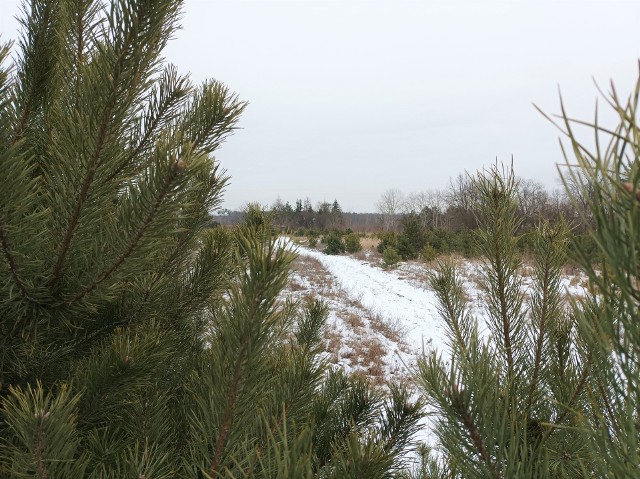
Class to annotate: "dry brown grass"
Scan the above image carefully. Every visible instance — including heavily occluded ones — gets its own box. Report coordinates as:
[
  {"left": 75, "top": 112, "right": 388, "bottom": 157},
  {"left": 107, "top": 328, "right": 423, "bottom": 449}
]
[
  {"left": 360, "top": 236, "right": 380, "bottom": 251},
  {"left": 347, "top": 337, "right": 387, "bottom": 385},
  {"left": 288, "top": 280, "right": 305, "bottom": 292},
  {"left": 290, "top": 256, "right": 334, "bottom": 290},
  {"left": 283, "top": 245, "right": 412, "bottom": 386},
  {"left": 370, "top": 314, "right": 404, "bottom": 344},
  {"left": 343, "top": 312, "right": 364, "bottom": 329},
  {"left": 360, "top": 338, "right": 386, "bottom": 362},
  {"left": 325, "top": 330, "right": 342, "bottom": 363}
]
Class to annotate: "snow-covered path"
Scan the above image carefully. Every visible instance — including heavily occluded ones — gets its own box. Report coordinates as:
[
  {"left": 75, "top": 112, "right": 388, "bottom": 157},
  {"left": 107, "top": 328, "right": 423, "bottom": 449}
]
[{"left": 292, "top": 243, "right": 449, "bottom": 359}]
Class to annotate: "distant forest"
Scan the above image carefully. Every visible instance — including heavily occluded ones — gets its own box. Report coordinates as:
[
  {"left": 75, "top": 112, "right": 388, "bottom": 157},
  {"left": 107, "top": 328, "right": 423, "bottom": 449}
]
[{"left": 212, "top": 171, "right": 593, "bottom": 235}]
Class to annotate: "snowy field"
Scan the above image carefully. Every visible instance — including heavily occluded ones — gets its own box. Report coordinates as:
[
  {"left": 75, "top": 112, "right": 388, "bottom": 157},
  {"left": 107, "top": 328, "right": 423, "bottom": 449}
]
[
  {"left": 287, "top": 244, "right": 449, "bottom": 374},
  {"left": 281, "top": 238, "right": 589, "bottom": 384},
  {"left": 281, "top": 238, "right": 463, "bottom": 382},
  {"left": 279, "top": 237, "right": 590, "bottom": 456}
]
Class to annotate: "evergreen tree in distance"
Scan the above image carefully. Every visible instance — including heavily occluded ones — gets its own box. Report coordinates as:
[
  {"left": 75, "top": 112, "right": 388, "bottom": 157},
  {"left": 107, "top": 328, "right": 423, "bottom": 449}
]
[{"left": 0, "top": 1, "right": 421, "bottom": 477}]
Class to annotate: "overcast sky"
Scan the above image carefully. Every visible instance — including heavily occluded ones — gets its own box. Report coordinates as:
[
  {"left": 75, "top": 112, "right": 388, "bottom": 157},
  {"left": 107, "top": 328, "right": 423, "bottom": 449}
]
[{"left": 2, "top": 1, "right": 640, "bottom": 212}]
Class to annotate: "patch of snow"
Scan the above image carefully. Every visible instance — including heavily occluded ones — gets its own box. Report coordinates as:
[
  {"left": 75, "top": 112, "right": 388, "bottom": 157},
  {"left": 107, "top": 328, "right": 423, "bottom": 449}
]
[
  {"left": 279, "top": 237, "right": 590, "bottom": 461},
  {"left": 289, "top": 241, "right": 449, "bottom": 367}
]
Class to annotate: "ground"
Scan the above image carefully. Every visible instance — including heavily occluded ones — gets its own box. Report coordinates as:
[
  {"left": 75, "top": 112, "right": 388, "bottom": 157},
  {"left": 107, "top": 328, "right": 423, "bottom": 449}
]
[
  {"left": 281, "top": 236, "right": 589, "bottom": 386},
  {"left": 279, "top": 235, "right": 590, "bottom": 457}
]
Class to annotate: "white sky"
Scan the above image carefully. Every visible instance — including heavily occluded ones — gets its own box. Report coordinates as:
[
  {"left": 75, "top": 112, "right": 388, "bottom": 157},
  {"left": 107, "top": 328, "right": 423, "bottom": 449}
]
[{"left": 2, "top": 0, "right": 640, "bottom": 212}]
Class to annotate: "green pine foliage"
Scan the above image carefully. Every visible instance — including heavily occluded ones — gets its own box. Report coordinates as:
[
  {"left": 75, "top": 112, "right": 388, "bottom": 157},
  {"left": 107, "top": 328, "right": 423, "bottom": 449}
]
[
  {"left": 322, "top": 230, "right": 345, "bottom": 255},
  {"left": 344, "top": 233, "right": 362, "bottom": 254},
  {"left": 414, "top": 77, "right": 640, "bottom": 474},
  {"left": 0, "top": 2, "right": 422, "bottom": 477},
  {"left": 377, "top": 231, "right": 398, "bottom": 254},
  {"left": 308, "top": 234, "right": 318, "bottom": 249},
  {"left": 420, "top": 244, "right": 437, "bottom": 262},
  {"left": 397, "top": 213, "right": 427, "bottom": 260},
  {"left": 549, "top": 74, "right": 640, "bottom": 477},
  {"left": 416, "top": 167, "right": 594, "bottom": 478},
  {"left": 382, "top": 247, "right": 401, "bottom": 269}
]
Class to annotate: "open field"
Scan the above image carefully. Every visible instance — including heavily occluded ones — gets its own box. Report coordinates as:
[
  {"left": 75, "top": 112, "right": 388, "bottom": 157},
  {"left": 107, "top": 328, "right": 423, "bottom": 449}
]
[{"left": 282, "top": 238, "right": 590, "bottom": 387}]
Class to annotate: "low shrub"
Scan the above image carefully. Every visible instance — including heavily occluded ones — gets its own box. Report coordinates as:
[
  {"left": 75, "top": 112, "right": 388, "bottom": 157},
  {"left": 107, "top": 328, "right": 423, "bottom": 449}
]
[
  {"left": 382, "top": 246, "right": 401, "bottom": 268},
  {"left": 421, "top": 243, "right": 437, "bottom": 262},
  {"left": 377, "top": 231, "right": 398, "bottom": 253},
  {"left": 323, "top": 231, "right": 345, "bottom": 255},
  {"left": 344, "top": 233, "right": 362, "bottom": 253}
]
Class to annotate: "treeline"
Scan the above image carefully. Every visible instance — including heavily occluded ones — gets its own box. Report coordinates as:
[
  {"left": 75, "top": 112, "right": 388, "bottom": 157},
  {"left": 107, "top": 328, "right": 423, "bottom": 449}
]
[
  {"left": 374, "top": 172, "right": 597, "bottom": 261},
  {"left": 215, "top": 173, "right": 592, "bottom": 235},
  {"left": 376, "top": 172, "right": 593, "bottom": 233},
  {"left": 234, "top": 171, "right": 597, "bottom": 261}
]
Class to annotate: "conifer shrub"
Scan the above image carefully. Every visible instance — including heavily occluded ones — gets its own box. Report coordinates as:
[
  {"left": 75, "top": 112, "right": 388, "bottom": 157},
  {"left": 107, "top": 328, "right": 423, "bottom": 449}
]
[
  {"left": 382, "top": 246, "right": 401, "bottom": 268},
  {"left": 419, "top": 228, "right": 480, "bottom": 258},
  {"left": 396, "top": 235, "right": 416, "bottom": 260},
  {"left": 323, "top": 230, "right": 345, "bottom": 255},
  {"left": 416, "top": 167, "right": 593, "bottom": 477},
  {"left": 413, "top": 69, "right": 640, "bottom": 473},
  {"left": 397, "top": 212, "right": 427, "bottom": 260},
  {"left": 376, "top": 231, "right": 398, "bottom": 253},
  {"left": 344, "top": 232, "right": 362, "bottom": 253},
  {"left": 546, "top": 75, "right": 640, "bottom": 477},
  {"left": 420, "top": 244, "right": 437, "bottom": 262}
]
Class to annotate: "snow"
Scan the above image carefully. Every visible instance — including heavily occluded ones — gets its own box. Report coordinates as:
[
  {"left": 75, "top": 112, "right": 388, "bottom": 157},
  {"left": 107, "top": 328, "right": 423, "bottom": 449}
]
[
  {"left": 292, "top": 245, "right": 449, "bottom": 360},
  {"left": 282, "top": 238, "right": 590, "bottom": 372},
  {"left": 278, "top": 237, "right": 590, "bottom": 458}
]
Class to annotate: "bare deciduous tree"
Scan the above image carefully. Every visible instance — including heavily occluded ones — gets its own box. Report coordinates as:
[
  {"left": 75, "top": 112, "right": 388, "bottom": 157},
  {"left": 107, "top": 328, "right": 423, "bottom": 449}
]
[
  {"left": 404, "top": 189, "right": 446, "bottom": 229},
  {"left": 376, "top": 188, "right": 404, "bottom": 231}
]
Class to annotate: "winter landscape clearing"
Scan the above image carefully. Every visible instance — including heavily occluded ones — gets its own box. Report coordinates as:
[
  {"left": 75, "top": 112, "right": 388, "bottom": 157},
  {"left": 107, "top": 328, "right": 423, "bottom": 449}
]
[
  {"left": 280, "top": 237, "right": 590, "bottom": 454},
  {"left": 284, "top": 241, "right": 449, "bottom": 381},
  {"left": 282, "top": 238, "right": 588, "bottom": 386}
]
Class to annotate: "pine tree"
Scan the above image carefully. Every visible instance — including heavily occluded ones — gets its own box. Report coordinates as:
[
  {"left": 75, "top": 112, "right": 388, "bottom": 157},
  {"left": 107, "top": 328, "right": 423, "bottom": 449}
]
[
  {"left": 415, "top": 69, "right": 640, "bottom": 476},
  {"left": 416, "top": 167, "right": 594, "bottom": 478},
  {"left": 548, "top": 73, "right": 640, "bottom": 478},
  {"left": 0, "top": 2, "right": 422, "bottom": 477}
]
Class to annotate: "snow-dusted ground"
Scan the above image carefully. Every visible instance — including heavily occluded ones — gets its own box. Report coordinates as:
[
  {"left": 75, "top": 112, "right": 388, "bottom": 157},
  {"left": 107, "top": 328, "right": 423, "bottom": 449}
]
[
  {"left": 282, "top": 239, "right": 589, "bottom": 378},
  {"left": 279, "top": 237, "right": 590, "bottom": 458},
  {"left": 295, "top": 246, "right": 448, "bottom": 361}
]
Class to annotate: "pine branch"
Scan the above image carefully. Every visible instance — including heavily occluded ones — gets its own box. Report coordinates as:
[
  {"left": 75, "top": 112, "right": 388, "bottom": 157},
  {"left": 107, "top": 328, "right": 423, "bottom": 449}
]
[
  {"left": 543, "top": 352, "right": 592, "bottom": 441},
  {"left": 475, "top": 168, "right": 524, "bottom": 384},
  {"left": 0, "top": 218, "right": 30, "bottom": 300},
  {"left": 12, "top": 2, "right": 55, "bottom": 145},
  {"left": 525, "top": 260, "right": 551, "bottom": 417},
  {"left": 71, "top": 0, "right": 88, "bottom": 97},
  {"left": 105, "top": 67, "right": 190, "bottom": 183},
  {"left": 428, "top": 262, "right": 472, "bottom": 363},
  {"left": 49, "top": 0, "right": 149, "bottom": 291},
  {"left": 209, "top": 334, "right": 250, "bottom": 476},
  {"left": 74, "top": 9, "right": 84, "bottom": 76},
  {"left": 68, "top": 159, "right": 183, "bottom": 304},
  {"left": 449, "top": 385, "right": 501, "bottom": 479},
  {"left": 48, "top": 96, "right": 115, "bottom": 290},
  {"left": 597, "top": 381, "right": 618, "bottom": 433},
  {"left": 208, "top": 239, "right": 296, "bottom": 476},
  {"left": 50, "top": 68, "right": 122, "bottom": 290},
  {"left": 494, "top": 249, "right": 515, "bottom": 380},
  {"left": 244, "top": 343, "right": 325, "bottom": 476},
  {"left": 243, "top": 407, "right": 287, "bottom": 477}
]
